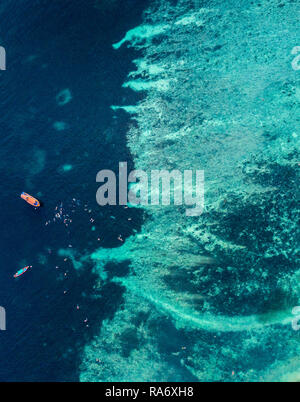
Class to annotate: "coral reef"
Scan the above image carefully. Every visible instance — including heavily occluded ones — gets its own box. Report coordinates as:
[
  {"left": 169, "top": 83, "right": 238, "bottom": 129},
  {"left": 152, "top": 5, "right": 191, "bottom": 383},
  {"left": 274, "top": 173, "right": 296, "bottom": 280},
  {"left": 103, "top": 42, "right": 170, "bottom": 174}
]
[{"left": 81, "top": 0, "right": 299, "bottom": 381}]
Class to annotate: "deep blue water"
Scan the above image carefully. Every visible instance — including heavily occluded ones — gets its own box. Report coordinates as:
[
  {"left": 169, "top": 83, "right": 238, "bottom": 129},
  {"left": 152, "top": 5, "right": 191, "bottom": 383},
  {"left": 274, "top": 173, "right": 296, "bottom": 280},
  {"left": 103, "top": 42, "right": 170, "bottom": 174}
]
[{"left": 0, "top": 0, "right": 147, "bottom": 381}]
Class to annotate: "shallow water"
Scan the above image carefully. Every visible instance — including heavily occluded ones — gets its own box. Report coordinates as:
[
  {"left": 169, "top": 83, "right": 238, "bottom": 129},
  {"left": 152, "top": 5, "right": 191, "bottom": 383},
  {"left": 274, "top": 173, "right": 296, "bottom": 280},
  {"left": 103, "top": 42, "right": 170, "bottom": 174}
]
[{"left": 80, "top": 0, "right": 300, "bottom": 382}]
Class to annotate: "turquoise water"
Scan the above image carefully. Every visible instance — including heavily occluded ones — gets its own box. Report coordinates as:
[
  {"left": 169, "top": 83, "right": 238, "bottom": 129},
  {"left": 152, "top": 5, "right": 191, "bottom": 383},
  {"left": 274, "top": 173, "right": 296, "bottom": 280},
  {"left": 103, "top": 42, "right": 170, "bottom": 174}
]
[{"left": 80, "top": 0, "right": 300, "bottom": 382}]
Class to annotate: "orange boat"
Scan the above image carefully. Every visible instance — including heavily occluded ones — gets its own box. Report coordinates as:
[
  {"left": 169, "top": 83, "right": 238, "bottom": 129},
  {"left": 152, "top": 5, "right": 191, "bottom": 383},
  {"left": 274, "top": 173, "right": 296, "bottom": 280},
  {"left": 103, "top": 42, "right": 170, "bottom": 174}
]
[
  {"left": 21, "top": 192, "right": 41, "bottom": 207},
  {"left": 14, "top": 266, "right": 31, "bottom": 278}
]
